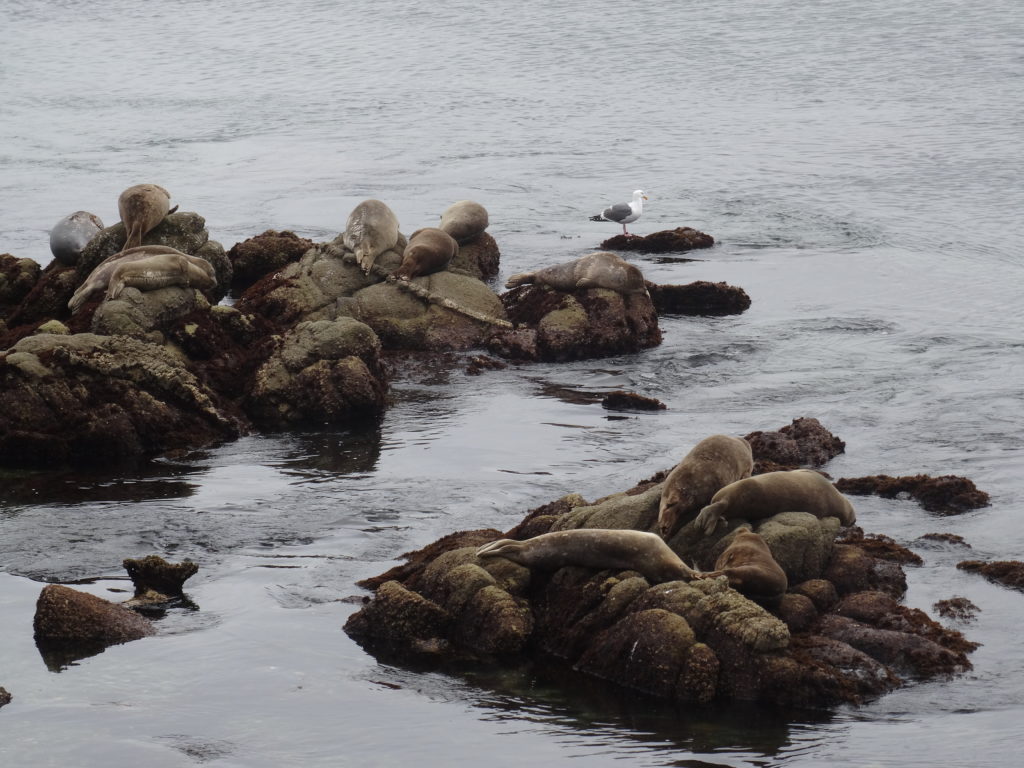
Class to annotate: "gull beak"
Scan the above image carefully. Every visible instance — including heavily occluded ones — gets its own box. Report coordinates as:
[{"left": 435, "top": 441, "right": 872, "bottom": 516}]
[{"left": 642, "top": 195, "right": 649, "bottom": 200}]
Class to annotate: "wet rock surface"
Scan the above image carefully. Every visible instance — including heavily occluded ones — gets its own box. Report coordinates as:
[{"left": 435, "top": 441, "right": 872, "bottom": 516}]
[
  {"left": 601, "top": 391, "right": 666, "bottom": 412},
  {"left": 346, "top": 426, "right": 977, "bottom": 708},
  {"left": 599, "top": 227, "right": 715, "bottom": 254},
  {"left": 956, "top": 559, "right": 1024, "bottom": 590},
  {"left": 647, "top": 281, "right": 751, "bottom": 316},
  {"left": 0, "top": 687, "right": 10, "bottom": 708},
  {"left": 746, "top": 417, "right": 846, "bottom": 470},
  {"left": 934, "top": 596, "right": 980, "bottom": 622},
  {"left": 835, "top": 474, "right": 990, "bottom": 513},
  {"left": 227, "top": 230, "right": 314, "bottom": 291}
]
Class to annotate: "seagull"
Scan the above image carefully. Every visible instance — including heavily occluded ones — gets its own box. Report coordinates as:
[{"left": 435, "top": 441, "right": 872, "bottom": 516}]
[{"left": 589, "top": 189, "right": 648, "bottom": 235}]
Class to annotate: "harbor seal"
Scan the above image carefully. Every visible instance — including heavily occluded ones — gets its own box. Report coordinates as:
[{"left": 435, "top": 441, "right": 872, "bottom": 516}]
[
  {"left": 438, "top": 200, "right": 489, "bottom": 244},
  {"left": 393, "top": 227, "right": 458, "bottom": 281},
  {"left": 693, "top": 469, "right": 857, "bottom": 536},
  {"left": 343, "top": 199, "right": 400, "bottom": 274},
  {"left": 118, "top": 184, "right": 176, "bottom": 250},
  {"left": 697, "top": 528, "right": 788, "bottom": 601},
  {"left": 49, "top": 211, "right": 104, "bottom": 266},
  {"left": 477, "top": 529, "right": 701, "bottom": 584},
  {"left": 505, "top": 251, "right": 647, "bottom": 295},
  {"left": 658, "top": 435, "right": 754, "bottom": 539},
  {"left": 69, "top": 245, "right": 214, "bottom": 311}
]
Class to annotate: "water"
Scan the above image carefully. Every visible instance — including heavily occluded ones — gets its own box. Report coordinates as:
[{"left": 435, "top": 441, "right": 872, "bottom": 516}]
[{"left": 2, "top": 0, "right": 1023, "bottom": 765}]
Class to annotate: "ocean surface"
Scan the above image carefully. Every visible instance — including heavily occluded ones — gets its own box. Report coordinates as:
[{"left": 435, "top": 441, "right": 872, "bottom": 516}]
[{"left": 1, "top": 1, "right": 1022, "bottom": 765}]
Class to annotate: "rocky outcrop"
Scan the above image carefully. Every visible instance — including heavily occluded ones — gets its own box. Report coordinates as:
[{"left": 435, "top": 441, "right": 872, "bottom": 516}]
[
  {"left": 957, "top": 560, "right": 1024, "bottom": 591},
  {"left": 345, "top": 444, "right": 975, "bottom": 707},
  {"left": 745, "top": 417, "right": 846, "bottom": 470},
  {"left": 599, "top": 227, "right": 715, "bottom": 254},
  {"left": 34, "top": 584, "right": 155, "bottom": 669},
  {"left": 0, "top": 333, "right": 244, "bottom": 468},
  {"left": 647, "top": 280, "right": 751, "bottom": 316},
  {"left": 836, "top": 474, "right": 990, "bottom": 514},
  {"left": 245, "top": 318, "right": 387, "bottom": 428},
  {"left": 488, "top": 284, "right": 661, "bottom": 362},
  {"left": 227, "top": 230, "right": 314, "bottom": 291}
]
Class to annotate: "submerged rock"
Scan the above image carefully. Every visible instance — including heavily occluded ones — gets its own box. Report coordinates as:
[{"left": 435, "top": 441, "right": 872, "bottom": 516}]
[
  {"left": 123, "top": 555, "right": 198, "bottom": 598},
  {"left": 647, "top": 281, "right": 751, "bottom": 316},
  {"left": 956, "top": 559, "right": 1024, "bottom": 591}
]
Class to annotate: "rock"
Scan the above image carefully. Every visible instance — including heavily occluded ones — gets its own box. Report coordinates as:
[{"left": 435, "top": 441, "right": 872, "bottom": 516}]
[
  {"left": 933, "top": 597, "right": 979, "bottom": 622},
  {"left": 2, "top": 261, "right": 79, "bottom": 333},
  {"left": 123, "top": 555, "right": 198, "bottom": 597},
  {"left": 646, "top": 281, "right": 751, "bottom": 316},
  {"left": 465, "top": 354, "right": 507, "bottom": 376},
  {"left": 776, "top": 592, "right": 817, "bottom": 633},
  {"left": 90, "top": 282, "right": 213, "bottom": 341},
  {"left": 493, "top": 284, "right": 660, "bottom": 362},
  {"left": 344, "top": 580, "right": 453, "bottom": 657},
  {"left": 745, "top": 417, "right": 846, "bottom": 469},
  {"left": 346, "top": 270, "right": 508, "bottom": 351},
  {"left": 957, "top": 559, "right": 1024, "bottom": 590},
  {"left": 245, "top": 318, "right": 387, "bottom": 428},
  {"left": 227, "top": 230, "right": 314, "bottom": 291},
  {"left": 790, "top": 579, "right": 839, "bottom": 612},
  {"left": 0, "top": 332, "right": 243, "bottom": 469},
  {"left": 918, "top": 532, "right": 972, "bottom": 549},
  {"left": 600, "top": 390, "right": 666, "bottom": 411},
  {"left": 0, "top": 253, "right": 41, "bottom": 310},
  {"left": 822, "top": 544, "right": 908, "bottom": 598},
  {"left": 836, "top": 527, "right": 923, "bottom": 565},
  {"left": 835, "top": 474, "right": 990, "bottom": 514},
  {"left": 0, "top": 686, "right": 10, "bottom": 707},
  {"left": 599, "top": 227, "right": 715, "bottom": 254},
  {"left": 33, "top": 584, "right": 155, "bottom": 666},
  {"left": 449, "top": 232, "right": 500, "bottom": 281}
]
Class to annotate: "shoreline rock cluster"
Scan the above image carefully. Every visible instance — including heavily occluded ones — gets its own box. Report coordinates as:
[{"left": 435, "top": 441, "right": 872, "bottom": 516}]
[
  {"left": 0, "top": 194, "right": 742, "bottom": 470},
  {"left": 345, "top": 419, "right": 986, "bottom": 709}
]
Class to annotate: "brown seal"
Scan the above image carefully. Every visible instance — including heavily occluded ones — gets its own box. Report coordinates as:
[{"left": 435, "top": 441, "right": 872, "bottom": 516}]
[
  {"left": 697, "top": 528, "right": 788, "bottom": 601},
  {"left": 439, "top": 200, "right": 489, "bottom": 244},
  {"left": 658, "top": 435, "right": 754, "bottom": 539},
  {"left": 69, "top": 245, "right": 214, "bottom": 311},
  {"left": 393, "top": 227, "right": 458, "bottom": 281},
  {"left": 477, "top": 529, "right": 700, "bottom": 584},
  {"left": 505, "top": 251, "right": 647, "bottom": 295},
  {"left": 343, "top": 199, "right": 400, "bottom": 273},
  {"left": 694, "top": 469, "right": 857, "bottom": 536},
  {"left": 118, "top": 184, "right": 177, "bottom": 250}
]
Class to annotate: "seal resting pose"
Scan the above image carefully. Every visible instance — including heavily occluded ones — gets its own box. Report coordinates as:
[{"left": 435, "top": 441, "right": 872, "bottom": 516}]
[
  {"left": 343, "top": 199, "right": 400, "bottom": 274},
  {"left": 658, "top": 435, "right": 754, "bottom": 539},
  {"left": 477, "top": 529, "right": 701, "bottom": 584},
  {"left": 49, "top": 211, "right": 104, "bottom": 266},
  {"left": 69, "top": 245, "right": 215, "bottom": 311},
  {"left": 118, "top": 184, "right": 177, "bottom": 250},
  {"left": 697, "top": 528, "right": 788, "bottom": 601},
  {"left": 694, "top": 469, "right": 857, "bottom": 536},
  {"left": 438, "top": 200, "right": 489, "bottom": 244},
  {"left": 393, "top": 227, "right": 458, "bottom": 281},
  {"left": 505, "top": 251, "right": 647, "bottom": 295}
]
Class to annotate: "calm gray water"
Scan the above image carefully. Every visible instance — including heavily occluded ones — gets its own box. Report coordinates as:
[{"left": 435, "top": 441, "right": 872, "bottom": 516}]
[{"left": 2, "top": 1, "right": 1023, "bottom": 765}]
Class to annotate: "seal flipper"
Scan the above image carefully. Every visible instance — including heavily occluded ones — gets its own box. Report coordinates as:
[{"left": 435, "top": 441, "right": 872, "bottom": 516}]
[
  {"left": 694, "top": 501, "right": 728, "bottom": 536},
  {"left": 505, "top": 272, "right": 533, "bottom": 289}
]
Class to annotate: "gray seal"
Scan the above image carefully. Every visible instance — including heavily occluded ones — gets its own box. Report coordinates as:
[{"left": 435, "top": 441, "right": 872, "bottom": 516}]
[
  {"left": 697, "top": 528, "right": 788, "bottom": 600},
  {"left": 118, "top": 184, "right": 177, "bottom": 250},
  {"left": 477, "top": 529, "right": 701, "bottom": 584},
  {"left": 694, "top": 469, "right": 857, "bottom": 536},
  {"left": 343, "top": 199, "right": 400, "bottom": 274},
  {"left": 394, "top": 227, "right": 458, "bottom": 281},
  {"left": 49, "top": 211, "right": 104, "bottom": 266},
  {"left": 69, "top": 245, "right": 215, "bottom": 312},
  {"left": 439, "top": 200, "right": 489, "bottom": 244},
  {"left": 658, "top": 435, "right": 754, "bottom": 539},
  {"left": 505, "top": 251, "right": 647, "bottom": 295}
]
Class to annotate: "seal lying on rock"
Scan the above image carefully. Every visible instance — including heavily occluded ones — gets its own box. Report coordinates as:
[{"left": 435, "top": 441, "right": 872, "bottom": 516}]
[
  {"left": 49, "top": 211, "right": 104, "bottom": 266},
  {"left": 393, "top": 227, "right": 458, "bottom": 281},
  {"left": 697, "top": 528, "right": 788, "bottom": 601},
  {"left": 505, "top": 251, "right": 648, "bottom": 295},
  {"left": 118, "top": 183, "right": 177, "bottom": 250},
  {"left": 69, "top": 245, "right": 215, "bottom": 312},
  {"left": 694, "top": 469, "right": 857, "bottom": 536},
  {"left": 439, "top": 200, "right": 489, "bottom": 244},
  {"left": 343, "top": 199, "right": 400, "bottom": 274},
  {"left": 658, "top": 434, "right": 754, "bottom": 539},
  {"left": 477, "top": 529, "right": 701, "bottom": 584}
]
